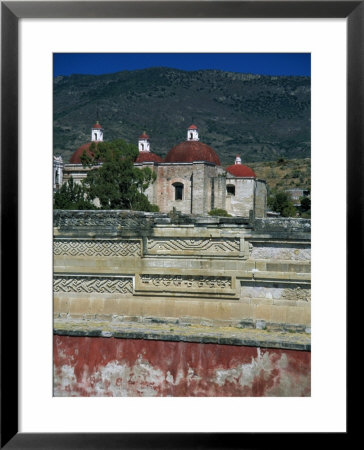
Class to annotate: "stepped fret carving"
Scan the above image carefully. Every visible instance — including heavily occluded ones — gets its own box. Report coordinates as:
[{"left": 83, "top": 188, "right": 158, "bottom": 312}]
[
  {"left": 147, "top": 238, "right": 239, "bottom": 253},
  {"left": 54, "top": 210, "right": 155, "bottom": 230},
  {"left": 140, "top": 274, "right": 231, "bottom": 289},
  {"left": 54, "top": 239, "right": 141, "bottom": 257},
  {"left": 281, "top": 287, "right": 311, "bottom": 302},
  {"left": 54, "top": 276, "right": 133, "bottom": 294}
]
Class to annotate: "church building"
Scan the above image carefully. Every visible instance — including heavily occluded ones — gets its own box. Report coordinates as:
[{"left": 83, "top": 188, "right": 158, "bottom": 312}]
[{"left": 56, "top": 122, "right": 267, "bottom": 217}]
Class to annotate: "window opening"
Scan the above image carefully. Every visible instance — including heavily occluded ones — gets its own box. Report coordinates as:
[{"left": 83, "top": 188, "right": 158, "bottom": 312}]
[{"left": 173, "top": 182, "right": 184, "bottom": 200}]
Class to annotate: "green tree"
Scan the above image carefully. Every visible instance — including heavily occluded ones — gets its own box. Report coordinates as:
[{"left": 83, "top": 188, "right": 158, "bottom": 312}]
[
  {"left": 54, "top": 176, "right": 95, "bottom": 210},
  {"left": 81, "top": 139, "right": 158, "bottom": 211},
  {"left": 300, "top": 196, "right": 311, "bottom": 218},
  {"left": 268, "top": 191, "right": 297, "bottom": 217},
  {"left": 300, "top": 196, "right": 311, "bottom": 212}
]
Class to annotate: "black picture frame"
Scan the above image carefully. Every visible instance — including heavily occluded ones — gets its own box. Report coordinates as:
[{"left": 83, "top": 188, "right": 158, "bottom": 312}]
[{"left": 1, "top": 1, "right": 356, "bottom": 448}]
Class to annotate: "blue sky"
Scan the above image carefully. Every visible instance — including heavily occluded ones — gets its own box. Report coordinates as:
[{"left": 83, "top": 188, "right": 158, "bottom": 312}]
[{"left": 54, "top": 53, "right": 310, "bottom": 77}]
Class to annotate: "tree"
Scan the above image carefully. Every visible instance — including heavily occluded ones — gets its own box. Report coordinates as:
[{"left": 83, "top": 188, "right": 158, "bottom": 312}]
[
  {"left": 300, "top": 196, "right": 311, "bottom": 212},
  {"left": 268, "top": 191, "right": 297, "bottom": 217},
  {"left": 300, "top": 196, "right": 311, "bottom": 218},
  {"left": 81, "top": 139, "right": 158, "bottom": 211},
  {"left": 54, "top": 176, "right": 95, "bottom": 210}
]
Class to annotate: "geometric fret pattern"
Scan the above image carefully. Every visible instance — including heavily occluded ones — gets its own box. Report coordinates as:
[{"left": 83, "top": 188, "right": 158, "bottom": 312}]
[
  {"left": 53, "top": 275, "right": 133, "bottom": 294},
  {"left": 53, "top": 239, "right": 141, "bottom": 257},
  {"left": 147, "top": 238, "right": 239, "bottom": 254},
  {"left": 140, "top": 274, "right": 232, "bottom": 289}
]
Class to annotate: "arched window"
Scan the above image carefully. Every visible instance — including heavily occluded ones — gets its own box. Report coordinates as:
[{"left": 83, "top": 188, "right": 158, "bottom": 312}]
[
  {"left": 141, "top": 143, "right": 144, "bottom": 150},
  {"left": 94, "top": 132, "right": 97, "bottom": 140},
  {"left": 190, "top": 132, "right": 193, "bottom": 139},
  {"left": 227, "top": 184, "right": 235, "bottom": 196},
  {"left": 173, "top": 182, "right": 184, "bottom": 200}
]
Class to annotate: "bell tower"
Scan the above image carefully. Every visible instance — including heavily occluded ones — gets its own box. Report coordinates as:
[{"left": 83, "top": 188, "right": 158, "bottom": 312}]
[
  {"left": 91, "top": 121, "right": 104, "bottom": 142},
  {"left": 187, "top": 124, "right": 199, "bottom": 141},
  {"left": 138, "top": 132, "right": 151, "bottom": 152}
]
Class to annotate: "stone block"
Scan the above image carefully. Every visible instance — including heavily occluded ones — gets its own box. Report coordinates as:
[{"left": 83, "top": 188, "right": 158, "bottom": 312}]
[
  {"left": 286, "top": 306, "right": 305, "bottom": 325},
  {"left": 251, "top": 298, "right": 274, "bottom": 306},
  {"left": 256, "top": 319, "right": 266, "bottom": 330},
  {"left": 270, "top": 306, "right": 288, "bottom": 324},
  {"left": 229, "top": 301, "right": 252, "bottom": 319},
  {"left": 88, "top": 298, "right": 105, "bottom": 315},
  {"left": 69, "top": 298, "right": 90, "bottom": 315},
  {"left": 253, "top": 304, "right": 272, "bottom": 321}
]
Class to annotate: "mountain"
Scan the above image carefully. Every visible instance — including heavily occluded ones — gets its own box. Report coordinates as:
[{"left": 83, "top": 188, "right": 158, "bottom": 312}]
[{"left": 53, "top": 67, "right": 310, "bottom": 165}]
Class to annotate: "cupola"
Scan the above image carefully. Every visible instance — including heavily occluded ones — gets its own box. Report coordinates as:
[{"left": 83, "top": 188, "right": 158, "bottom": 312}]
[
  {"left": 187, "top": 124, "right": 199, "bottom": 141},
  {"left": 138, "top": 132, "right": 151, "bottom": 152},
  {"left": 135, "top": 132, "right": 163, "bottom": 163},
  {"left": 91, "top": 121, "right": 104, "bottom": 142}
]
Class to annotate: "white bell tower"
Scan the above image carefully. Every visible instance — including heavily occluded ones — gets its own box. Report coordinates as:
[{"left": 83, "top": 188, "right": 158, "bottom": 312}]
[
  {"left": 138, "top": 132, "right": 151, "bottom": 152},
  {"left": 91, "top": 121, "right": 104, "bottom": 142},
  {"left": 187, "top": 124, "right": 199, "bottom": 141},
  {"left": 235, "top": 155, "right": 242, "bottom": 165}
]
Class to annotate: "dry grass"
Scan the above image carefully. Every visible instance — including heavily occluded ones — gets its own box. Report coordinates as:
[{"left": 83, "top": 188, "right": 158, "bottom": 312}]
[{"left": 249, "top": 158, "right": 311, "bottom": 192}]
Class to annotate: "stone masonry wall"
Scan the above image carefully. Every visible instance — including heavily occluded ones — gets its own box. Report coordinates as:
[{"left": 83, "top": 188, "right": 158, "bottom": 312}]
[
  {"left": 54, "top": 211, "right": 311, "bottom": 333},
  {"left": 254, "top": 180, "right": 267, "bottom": 218}
]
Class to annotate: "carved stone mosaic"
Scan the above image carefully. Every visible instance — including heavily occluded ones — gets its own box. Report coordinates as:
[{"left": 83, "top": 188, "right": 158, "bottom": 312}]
[
  {"left": 281, "top": 287, "right": 311, "bottom": 302},
  {"left": 54, "top": 239, "right": 141, "bottom": 257},
  {"left": 140, "top": 274, "right": 232, "bottom": 289},
  {"left": 240, "top": 282, "right": 310, "bottom": 302},
  {"left": 250, "top": 244, "right": 311, "bottom": 261},
  {"left": 53, "top": 210, "right": 156, "bottom": 230},
  {"left": 54, "top": 276, "right": 133, "bottom": 294},
  {"left": 147, "top": 238, "right": 239, "bottom": 254}
]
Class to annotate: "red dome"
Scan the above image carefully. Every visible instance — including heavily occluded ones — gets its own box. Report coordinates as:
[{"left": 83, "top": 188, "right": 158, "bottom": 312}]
[
  {"left": 92, "top": 122, "right": 102, "bottom": 129},
  {"left": 135, "top": 152, "right": 163, "bottom": 163},
  {"left": 164, "top": 141, "right": 220, "bottom": 165},
  {"left": 139, "top": 133, "right": 150, "bottom": 139},
  {"left": 188, "top": 124, "right": 198, "bottom": 130},
  {"left": 226, "top": 164, "right": 256, "bottom": 178},
  {"left": 69, "top": 142, "right": 96, "bottom": 164}
]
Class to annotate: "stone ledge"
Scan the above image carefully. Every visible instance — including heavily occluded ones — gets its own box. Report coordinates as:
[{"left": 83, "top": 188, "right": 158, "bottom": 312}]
[{"left": 53, "top": 319, "right": 311, "bottom": 351}]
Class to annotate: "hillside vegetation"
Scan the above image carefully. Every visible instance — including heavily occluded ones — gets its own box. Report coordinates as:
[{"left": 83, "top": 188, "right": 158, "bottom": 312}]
[
  {"left": 248, "top": 158, "right": 311, "bottom": 193},
  {"left": 54, "top": 67, "right": 310, "bottom": 165}
]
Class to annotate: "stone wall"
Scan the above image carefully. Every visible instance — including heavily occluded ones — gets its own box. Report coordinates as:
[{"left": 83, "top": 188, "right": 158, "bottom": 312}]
[
  {"left": 150, "top": 162, "right": 226, "bottom": 215},
  {"left": 254, "top": 180, "right": 267, "bottom": 218},
  {"left": 54, "top": 211, "right": 310, "bottom": 332}
]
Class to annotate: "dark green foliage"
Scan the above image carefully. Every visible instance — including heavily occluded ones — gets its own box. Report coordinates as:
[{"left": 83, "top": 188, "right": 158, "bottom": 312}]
[
  {"left": 268, "top": 191, "right": 297, "bottom": 217},
  {"left": 54, "top": 176, "right": 95, "bottom": 210},
  {"left": 300, "top": 196, "right": 311, "bottom": 218},
  {"left": 54, "top": 67, "right": 310, "bottom": 165},
  {"left": 208, "top": 208, "right": 231, "bottom": 217},
  {"left": 82, "top": 139, "right": 158, "bottom": 211},
  {"left": 300, "top": 196, "right": 311, "bottom": 212}
]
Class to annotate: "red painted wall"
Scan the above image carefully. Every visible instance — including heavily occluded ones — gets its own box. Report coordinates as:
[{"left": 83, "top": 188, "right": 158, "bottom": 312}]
[{"left": 53, "top": 335, "right": 310, "bottom": 397}]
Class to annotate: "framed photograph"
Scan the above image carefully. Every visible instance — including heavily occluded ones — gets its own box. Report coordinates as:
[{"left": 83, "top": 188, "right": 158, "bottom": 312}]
[{"left": 2, "top": 1, "right": 356, "bottom": 447}]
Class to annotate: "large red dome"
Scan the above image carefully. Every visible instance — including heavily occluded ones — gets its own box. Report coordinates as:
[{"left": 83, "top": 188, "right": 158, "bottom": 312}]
[
  {"left": 69, "top": 142, "right": 97, "bottom": 164},
  {"left": 226, "top": 164, "right": 256, "bottom": 178},
  {"left": 164, "top": 141, "right": 221, "bottom": 165},
  {"left": 135, "top": 152, "right": 163, "bottom": 163}
]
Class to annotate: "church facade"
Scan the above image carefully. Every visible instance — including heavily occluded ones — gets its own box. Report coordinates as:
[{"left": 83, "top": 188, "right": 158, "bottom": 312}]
[{"left": 55, "top": 122, "right": 267, "bottom": 217}]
